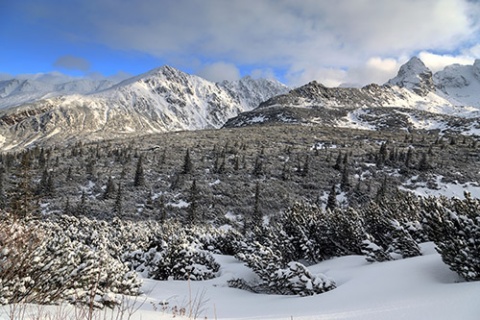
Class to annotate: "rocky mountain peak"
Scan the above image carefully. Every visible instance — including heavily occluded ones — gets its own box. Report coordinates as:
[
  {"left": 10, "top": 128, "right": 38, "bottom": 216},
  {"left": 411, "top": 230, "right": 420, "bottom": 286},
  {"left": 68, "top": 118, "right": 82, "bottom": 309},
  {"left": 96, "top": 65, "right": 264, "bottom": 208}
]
[{"left": 387, "top": 57, "right": 435, "bottom": 96}]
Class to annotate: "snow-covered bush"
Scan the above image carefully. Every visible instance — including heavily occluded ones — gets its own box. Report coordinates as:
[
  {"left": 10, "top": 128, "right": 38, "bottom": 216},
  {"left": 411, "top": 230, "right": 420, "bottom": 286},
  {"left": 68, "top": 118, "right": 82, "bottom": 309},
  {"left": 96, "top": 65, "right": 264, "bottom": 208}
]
[
  {"left": 0, "top": 216, "right": 142, "bottom": 306},
  {"left": 280, "top": 203, "right": 335, "bottom": 263},
  {"left": 232, "top": 241, "right": 336, "bottom": 296},
  {"left": 271, "top": 262, "right": 336, "bottom": 296},
  {"left": 124, "top": 233, "right": 220, "bottom": 281},
  {"left": 328, "top": 207, "right": 365, "bottom": 256},
  {"left": 422, "top": 193, "right": 480, "bottom": 281},
  {"left": 186, "top": 225, "right": 243, "bottom": 255}
]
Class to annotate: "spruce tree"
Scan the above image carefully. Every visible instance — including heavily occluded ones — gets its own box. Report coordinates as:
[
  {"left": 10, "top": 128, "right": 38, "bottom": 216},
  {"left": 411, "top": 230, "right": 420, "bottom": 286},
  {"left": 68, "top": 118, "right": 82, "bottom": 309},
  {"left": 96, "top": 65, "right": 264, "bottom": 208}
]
[
  {"left": 252, "top": 182, "right": 263, "bottom": 227},
  {"left": 134, "top": 155, "right": 145, "bottom": 187},
  {"left": 326, "top": 184, "right": 337, "bottom": 212},
  {"left": 114, "top": 183, "right": 123, "bottom": 216},
  {"left": 103, "top": 176, "right": 116, "bottom": 200},
  {"left": 187, "top": 179, "right": 198, "bottom": 225},
  {"left": 182, "top": 149, "right": 193, "bottom": 174},
  {"left": 0, "top": 170, "right": 6, "bottom": 210}
]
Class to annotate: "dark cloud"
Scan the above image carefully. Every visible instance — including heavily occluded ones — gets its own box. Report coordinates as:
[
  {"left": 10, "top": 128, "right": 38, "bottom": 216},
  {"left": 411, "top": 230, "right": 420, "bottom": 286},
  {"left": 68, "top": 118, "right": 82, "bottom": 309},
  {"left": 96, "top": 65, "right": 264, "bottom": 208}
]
[{"left": 53, "top": 55, "right": 91, "bottom": 72}]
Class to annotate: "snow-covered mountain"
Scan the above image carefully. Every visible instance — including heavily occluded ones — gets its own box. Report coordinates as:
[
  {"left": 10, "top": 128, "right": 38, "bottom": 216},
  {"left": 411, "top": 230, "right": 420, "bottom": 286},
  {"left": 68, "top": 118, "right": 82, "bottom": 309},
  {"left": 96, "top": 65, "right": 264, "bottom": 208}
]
[
  {"left": 0, "top": 66, "right": 289, "bottom": 150},
  {"left": 220, "top": 76, "right": 289, "bottom": 110},
  {"left": 225, "top": 58, "right": 480, "bottom": 133},
  {"left": 2, "top": 57, "right": 480, "bottom": 151},
  {"left": 0, "top": 77, "right": 116, "bottom": 109},
  {"left": 434, "top": 59, "right": 480, "bottom": 107},
  {"left": 387, "top": 56, "right": 435, "bottom": 96}
]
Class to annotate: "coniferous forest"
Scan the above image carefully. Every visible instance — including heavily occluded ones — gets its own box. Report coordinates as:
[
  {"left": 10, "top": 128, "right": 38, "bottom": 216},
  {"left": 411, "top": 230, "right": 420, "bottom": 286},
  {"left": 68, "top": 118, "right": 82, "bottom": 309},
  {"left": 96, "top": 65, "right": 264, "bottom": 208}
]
[{"left": 0, "top": 124, "right": 479, "bottom": 306}]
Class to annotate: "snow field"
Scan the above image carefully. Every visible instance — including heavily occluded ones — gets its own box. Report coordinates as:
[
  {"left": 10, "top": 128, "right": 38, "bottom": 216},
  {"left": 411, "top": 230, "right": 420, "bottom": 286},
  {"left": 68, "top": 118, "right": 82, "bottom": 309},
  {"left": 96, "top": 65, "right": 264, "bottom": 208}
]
[{"left": 104, "top": 243, "right": 480, "bottom": 320}]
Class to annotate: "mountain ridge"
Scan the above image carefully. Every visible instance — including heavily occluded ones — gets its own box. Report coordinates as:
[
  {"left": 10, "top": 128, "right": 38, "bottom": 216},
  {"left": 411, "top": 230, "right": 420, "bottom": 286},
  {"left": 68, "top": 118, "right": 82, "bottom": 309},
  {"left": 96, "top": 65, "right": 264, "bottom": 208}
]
[
  {"left": 0, "top": 66, "right": 289, "bottom": 150},
  {"left": 1, "top": 58, "right": 480, "bottom": 151}
]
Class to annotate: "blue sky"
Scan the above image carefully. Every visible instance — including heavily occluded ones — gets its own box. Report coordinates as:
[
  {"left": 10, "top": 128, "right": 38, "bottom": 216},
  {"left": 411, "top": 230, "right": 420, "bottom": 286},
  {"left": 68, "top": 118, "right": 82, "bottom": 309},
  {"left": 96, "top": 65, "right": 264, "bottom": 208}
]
[{"left": 1, "top": 0, "right": 480, "bottom": 86}]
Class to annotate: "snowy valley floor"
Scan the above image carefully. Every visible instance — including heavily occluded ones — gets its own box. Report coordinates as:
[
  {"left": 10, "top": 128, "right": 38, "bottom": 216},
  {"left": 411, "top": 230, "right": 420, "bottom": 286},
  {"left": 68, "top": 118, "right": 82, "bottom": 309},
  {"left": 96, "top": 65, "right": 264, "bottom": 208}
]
[{"left": 5, "top": 242, "right": 477, "bottom": 320}]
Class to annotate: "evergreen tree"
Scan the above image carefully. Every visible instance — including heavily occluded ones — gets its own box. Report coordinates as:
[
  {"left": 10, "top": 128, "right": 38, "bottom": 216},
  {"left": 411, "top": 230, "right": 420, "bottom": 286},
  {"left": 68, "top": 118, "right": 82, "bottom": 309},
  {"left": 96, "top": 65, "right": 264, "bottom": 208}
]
[
  {"left": 134, "top": 155, "right": 145, "bottom": 187},
  {"left": 326, "top": 184, "right": 337, "bottom": 211},
  {"left": 11, "top": 152, "right": 34, "bottom": 219},
  {"left": 76, "top": 191, "right": 88, "bottom": 216},
  {"left": 114, "top": 183, "right": 123, "bottom": 216},
  {"left": 157, "top": 194, "right": 167, "bottom": 223},
  {"left": 182, "top": 149, "right": 193, "bottom": 174},
  {"left": 417, "top": 152, "right": 432, "bottom": 171},
  {"left": 103, "top": 176, "right": 116, "bottom": 200},
  {"left": 187, "top": 179, "right": 198, "bottom": 225},
  {"left": 301, "top": 155, "right": 310, "bottom": 177},
  {"left": 252, "top": 155, "right": 264, "bottom": 177},
  {"left": 405, "top": 147, "right": 414, "bottom": 168},
  {"left": 0, "top": 170, "right": 6, "bottom": 210},
  {"left": 64, "top": 197, "right": 72, "bottom": 215},
  {"left": 333, "top": 152, "right": 342, "bottom": 171},
  {"left": 252, "top": 182, "right": 263, "bottom": 227},
  {"left": 340, "top": 166, "right": 350, "bottom": 192}
]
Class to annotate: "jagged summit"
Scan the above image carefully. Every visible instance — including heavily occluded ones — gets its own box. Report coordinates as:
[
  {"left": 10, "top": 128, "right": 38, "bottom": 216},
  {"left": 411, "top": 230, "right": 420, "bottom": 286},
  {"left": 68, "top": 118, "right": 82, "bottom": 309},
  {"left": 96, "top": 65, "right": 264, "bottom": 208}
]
[{"left": 387, "top": 57, "right": 435, "bottom": 96}]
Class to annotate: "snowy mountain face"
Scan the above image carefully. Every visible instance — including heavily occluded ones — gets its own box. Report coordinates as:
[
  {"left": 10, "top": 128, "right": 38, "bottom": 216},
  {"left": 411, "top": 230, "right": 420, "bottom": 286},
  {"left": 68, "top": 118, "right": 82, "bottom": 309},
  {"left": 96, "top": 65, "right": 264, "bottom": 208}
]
[
  {"left": 0, "top": 66, "right": 289, "bottom": 150},
  {"left": 219, "top": 76, "right": 289, "bottom": 110},
  {"left": 434, "top": 59, "right": 480, "bottom": 107},
  {"left": 0, "top": 77, "right": 116, "bottom": 109},
  {"left": 387, "top": 56, "right": 435, "bottom": 96}
]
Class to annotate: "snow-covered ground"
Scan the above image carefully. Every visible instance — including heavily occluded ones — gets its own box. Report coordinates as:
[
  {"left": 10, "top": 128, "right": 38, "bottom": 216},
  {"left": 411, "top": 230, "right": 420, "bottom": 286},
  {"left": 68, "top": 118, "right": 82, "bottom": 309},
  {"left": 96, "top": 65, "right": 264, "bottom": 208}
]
[
  {"left": 6, "top": 243, "right": 477, "bottom": 320},
  {"left": 136, "top": 243, "right": 480, "bottom": 320}
]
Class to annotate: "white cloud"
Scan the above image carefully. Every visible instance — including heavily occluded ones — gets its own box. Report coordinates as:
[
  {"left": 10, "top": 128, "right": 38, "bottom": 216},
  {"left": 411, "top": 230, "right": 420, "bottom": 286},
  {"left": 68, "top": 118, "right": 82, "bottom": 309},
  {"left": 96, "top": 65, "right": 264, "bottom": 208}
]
[
  {"left": 250, "top": 68, "right": 277, "bottom": 80},
  {"left": 29, "top": 0, "right": 480, "bottom": 85},
  {"left": 196, "top": 62, "right": 240, "bottom": 82},
  {"left": 419, "top": 52, "right": 474, "bottom": 72}
]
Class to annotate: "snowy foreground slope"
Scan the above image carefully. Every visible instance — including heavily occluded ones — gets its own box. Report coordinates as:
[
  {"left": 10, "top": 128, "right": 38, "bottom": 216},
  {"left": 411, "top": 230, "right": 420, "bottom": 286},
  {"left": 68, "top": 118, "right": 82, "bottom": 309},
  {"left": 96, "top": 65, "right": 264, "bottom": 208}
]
[
  {"left": 7, "top": 243, "right": 477, "bottom": 320},
  {"left": 136, "top": 243, "right": 480, "bottom": 320}
]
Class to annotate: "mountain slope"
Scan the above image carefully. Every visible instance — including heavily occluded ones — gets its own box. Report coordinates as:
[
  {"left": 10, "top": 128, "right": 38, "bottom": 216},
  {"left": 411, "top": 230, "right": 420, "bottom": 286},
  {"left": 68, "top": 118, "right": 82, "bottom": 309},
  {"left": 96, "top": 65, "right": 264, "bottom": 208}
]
[
  {"left": 0, "top": 77, "right": 116, "bottom": 109},
  {"left": 0, "top": 66, "right": 289, "bottom": 150},
  {"left": 434, "top": 59, "right": 480, "bottom": 107}
]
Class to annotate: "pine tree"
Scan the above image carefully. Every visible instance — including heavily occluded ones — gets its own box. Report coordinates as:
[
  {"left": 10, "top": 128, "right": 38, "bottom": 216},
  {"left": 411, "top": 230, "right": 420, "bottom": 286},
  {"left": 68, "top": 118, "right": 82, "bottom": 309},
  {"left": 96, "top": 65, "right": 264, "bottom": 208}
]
[
  {"left": 76, "top": 191, "right": 88, "bottom": 216},
  {"left": 252, "top": 155, "right": 264, "bottom": 177},
  {"left": 417, "top": 152, "right": 432, "bottom": 171},
  {"left": 301, "top": 155, "right": 310, "bottom": 177},
  {"left": 187, "top": 179, "right": 198, "bottom": 225},
  {"left": 134, "top": 155, "right": 145, "bottom": 187},
  {"left": 326, "top": 184, "right": 337, "bottom": 211},
  {"left": 11, "top": 152, "right": 34, "bottom": 219},
  {"left": 0, "top": 170, "right": 6, "bottom": 210},
  {"left": 157, "top": 194, "right": 167, "bottom": 222},
  {"left": 340, "top": 166, "right": 350, "bottom": 192},
  {"left": 252, "top": 182, "right": 263, "bottom": 227},
  {"left": 405, "top": 147, "right": 414, "bottom": 168},
  {"left": 182, "top": 149, "right": 193, "bottom": 174},
  {"left": 64, "top": 197, "right": 72, "bottom": 215},
  {"left": 103, "top": 176, "right": 116, "bottom": 200},
  {"left": 114, "top": 183, "right": 123, "bottom": 216},
  {"left": 333, "top": 152, "right": 342, "bottom": 171}
]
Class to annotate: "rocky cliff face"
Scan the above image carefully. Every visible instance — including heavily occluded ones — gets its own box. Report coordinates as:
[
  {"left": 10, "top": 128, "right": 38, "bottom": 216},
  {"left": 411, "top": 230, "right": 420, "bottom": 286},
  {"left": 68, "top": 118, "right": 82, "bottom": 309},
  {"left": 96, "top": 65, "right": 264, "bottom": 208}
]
[{"left": 387, "top": 57, "right": 435, "bottom": 96}]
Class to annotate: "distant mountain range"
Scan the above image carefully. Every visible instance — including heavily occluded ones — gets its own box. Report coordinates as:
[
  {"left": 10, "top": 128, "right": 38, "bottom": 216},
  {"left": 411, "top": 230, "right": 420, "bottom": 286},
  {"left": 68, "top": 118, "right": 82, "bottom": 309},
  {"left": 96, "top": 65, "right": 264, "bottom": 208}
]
[
  {"left": 225, "top": 57, "right": 480, "bottom": 135},
  {"left": 0, "top": 57, "right": 479, "bottom": 151},
  {"left": 0, "top": 66, "right": 288, "bottom": 150}
]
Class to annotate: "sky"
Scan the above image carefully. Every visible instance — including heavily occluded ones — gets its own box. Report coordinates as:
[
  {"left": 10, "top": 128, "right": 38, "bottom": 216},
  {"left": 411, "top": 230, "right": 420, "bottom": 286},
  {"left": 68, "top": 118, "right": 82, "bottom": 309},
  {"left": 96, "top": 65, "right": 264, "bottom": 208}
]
[{"left": 1, "top": 0, "right": 480, "bottom": 87}]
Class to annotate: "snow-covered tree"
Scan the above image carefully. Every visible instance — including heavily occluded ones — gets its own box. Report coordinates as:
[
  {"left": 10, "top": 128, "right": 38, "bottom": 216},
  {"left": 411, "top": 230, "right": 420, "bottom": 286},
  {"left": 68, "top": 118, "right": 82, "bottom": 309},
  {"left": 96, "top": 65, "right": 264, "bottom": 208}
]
[{"left": 422, "top": 193, "right": 480, "bottom": 281}]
